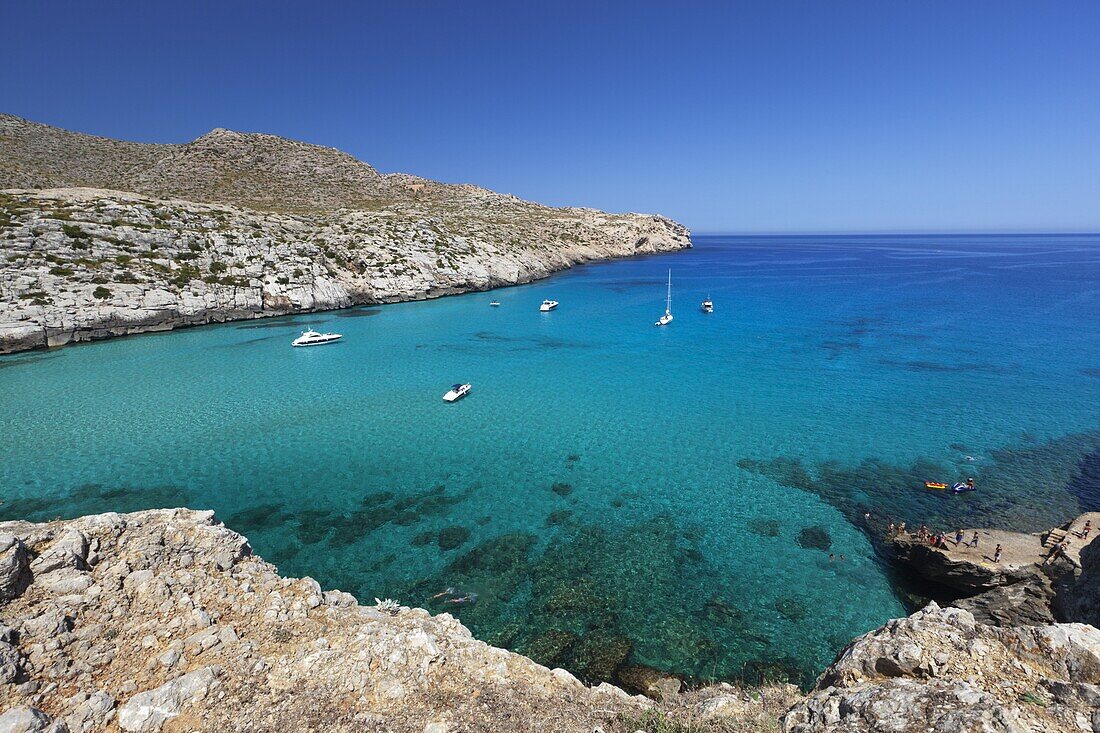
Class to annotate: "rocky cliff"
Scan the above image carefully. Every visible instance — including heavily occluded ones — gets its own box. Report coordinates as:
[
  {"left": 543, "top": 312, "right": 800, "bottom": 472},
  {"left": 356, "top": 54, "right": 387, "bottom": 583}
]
[
  {"left": 1, "top": 509, "right": 1098, "bottom": 732},
  {"left": 0, "top": 115, "right": 691, "bottom": 354},
  {"left": 888, "top": 513, "right": 1099, "bottom": 627}
]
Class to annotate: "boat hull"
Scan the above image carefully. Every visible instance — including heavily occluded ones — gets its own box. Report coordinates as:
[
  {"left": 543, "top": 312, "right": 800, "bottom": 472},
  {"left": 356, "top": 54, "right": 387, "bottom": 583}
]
[{"left": 292, "top": 336, "right": 342, "bottom": 347}]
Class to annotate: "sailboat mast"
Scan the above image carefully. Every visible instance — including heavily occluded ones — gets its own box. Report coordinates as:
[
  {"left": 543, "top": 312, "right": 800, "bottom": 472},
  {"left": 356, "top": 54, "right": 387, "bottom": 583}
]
[{"left": 666, "top": 270, "right": 672, "bottom": 313}]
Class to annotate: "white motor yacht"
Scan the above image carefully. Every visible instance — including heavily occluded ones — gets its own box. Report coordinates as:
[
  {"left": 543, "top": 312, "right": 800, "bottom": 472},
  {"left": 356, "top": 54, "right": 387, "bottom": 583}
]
[
  {"left": 540, "top": 300, "right": 559, "bottom": 312},
  {"left": 701, "top": 296, "right": 714, "bottom": 313},
  {"left": 292, "top": 328, "right": 343, "bottom": 347},
  {"left": 490, "top": 301, "right": 501, "bottom": 307},
  {"left": 443, "top": 383, "right": 472, "bottom": 402}
]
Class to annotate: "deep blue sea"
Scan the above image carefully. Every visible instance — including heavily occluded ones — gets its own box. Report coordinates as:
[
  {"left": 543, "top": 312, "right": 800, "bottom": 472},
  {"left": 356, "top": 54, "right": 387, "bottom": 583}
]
[{"left": 3, "top": 234, "right": 1100, "bottom": 686}]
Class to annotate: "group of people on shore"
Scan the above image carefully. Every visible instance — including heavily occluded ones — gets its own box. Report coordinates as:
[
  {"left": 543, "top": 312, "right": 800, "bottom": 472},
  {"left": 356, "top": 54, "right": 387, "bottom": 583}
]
[
  {"left": 884, "top": 521, "right": 1005, "bottom": 562},
  {"left": 882, "top": 517, "right": 1093, "bottom": 567}
]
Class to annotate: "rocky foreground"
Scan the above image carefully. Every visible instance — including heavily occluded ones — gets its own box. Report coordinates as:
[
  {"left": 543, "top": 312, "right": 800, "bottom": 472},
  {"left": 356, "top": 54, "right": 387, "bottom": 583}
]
[
  {"left": 1, "top": 509, "right": 1099, "bottom": 732},
  {"left": 0, "top": 115, "right": 691, "bottom": 354}
]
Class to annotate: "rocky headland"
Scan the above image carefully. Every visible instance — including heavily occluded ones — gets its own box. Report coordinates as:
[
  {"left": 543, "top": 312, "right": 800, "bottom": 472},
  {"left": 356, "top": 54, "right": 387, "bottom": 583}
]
[
  {"left": 0, "top": 115, "right": 691, "bottom": 354},
  {"left": 2, "top": 508, "right": 1099, "bottom": 732},
  {"left": 888, "top": 513, "right": 1099, "bottom": 628}
]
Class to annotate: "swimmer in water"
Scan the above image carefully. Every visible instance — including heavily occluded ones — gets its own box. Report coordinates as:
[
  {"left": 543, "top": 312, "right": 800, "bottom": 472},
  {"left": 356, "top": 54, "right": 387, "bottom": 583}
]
[
  {"left": 430, "top": 587, "right": 457, "bottom": 600},
  {"left": 446, "top": 592, "right": 479, "bottom": 605}
]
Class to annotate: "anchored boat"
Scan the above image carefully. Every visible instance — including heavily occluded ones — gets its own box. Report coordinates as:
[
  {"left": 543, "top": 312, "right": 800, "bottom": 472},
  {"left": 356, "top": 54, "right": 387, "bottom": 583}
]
[
  {"left": 443, "top": 383, "right": 472, "bottom": 402},
  {"left": 292, "top": 329, "right": 343, "bottom": 347},
  {"left": 655, "top": 270, "right": 673, "bottom": 326},
  {"left": 540, "top": 300, "right": 559, "bottom": 312}
]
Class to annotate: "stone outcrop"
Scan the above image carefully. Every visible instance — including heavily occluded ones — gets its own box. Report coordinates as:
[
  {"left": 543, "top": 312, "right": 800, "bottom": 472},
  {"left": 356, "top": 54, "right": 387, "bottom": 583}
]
[
  {"left": 0, "top": 115, "right": 691, "bottom": 354},
  {"left": 0, "top": 509, "right": 802, "bottom": 732},
  {"left": 784, "top": 603, "right": 1100, "bottom": 733},
  {"left": 1064, "top": 528, "right": 1100, "bottom": 628},
  {"left": 889, "top": 512, "right": 1098, "bottom": 627}
]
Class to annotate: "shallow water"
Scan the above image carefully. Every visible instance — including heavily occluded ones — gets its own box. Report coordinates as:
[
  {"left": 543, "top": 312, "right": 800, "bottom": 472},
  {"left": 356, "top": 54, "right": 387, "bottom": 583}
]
[{"left": 3, "top": 234, "right": 1100, "bottom": 686}]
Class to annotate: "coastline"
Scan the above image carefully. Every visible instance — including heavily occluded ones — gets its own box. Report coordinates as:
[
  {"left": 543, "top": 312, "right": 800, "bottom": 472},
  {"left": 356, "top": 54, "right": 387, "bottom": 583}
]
[
  {"left": 0, "top": 188, "right": 692, "bottom": 356},
  {"left": 2, "top": 508, "right": 1098, "bottom": 732}
]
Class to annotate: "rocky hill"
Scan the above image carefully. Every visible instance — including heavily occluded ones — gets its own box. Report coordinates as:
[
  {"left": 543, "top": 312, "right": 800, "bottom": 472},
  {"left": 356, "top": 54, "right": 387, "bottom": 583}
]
[
  {"left": 0, "top": 115, "right": 691, "bottom": 354},
  {"left": 2, "top": 508, "right": 1098, "bottom": 732}
]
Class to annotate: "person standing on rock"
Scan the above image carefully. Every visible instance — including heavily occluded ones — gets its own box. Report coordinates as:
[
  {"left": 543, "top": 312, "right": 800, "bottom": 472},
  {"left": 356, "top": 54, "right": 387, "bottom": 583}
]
[
  {"left": 1082, "top": 520, "right": 1092, "bottom": 540},
  {"left": 1043, "top": 541, "right": 1068, "bottom": 565},
  {"left": 969, "top": 531, "right": 980, "bottom": 548},
  {"left": 993, "top": 544, "right": 1003, "bottom": 563},
  {"left": 955, "top": 529, "right": 964, "bottom": 546}
]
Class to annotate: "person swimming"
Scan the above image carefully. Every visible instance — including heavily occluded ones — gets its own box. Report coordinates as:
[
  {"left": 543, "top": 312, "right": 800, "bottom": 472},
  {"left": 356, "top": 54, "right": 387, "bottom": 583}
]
[
  {"left": 430, "top": 587, "right": 457, "bottom": 600},
  {"left": 445, "top": 592, "right": 479, "bottom": 605}
]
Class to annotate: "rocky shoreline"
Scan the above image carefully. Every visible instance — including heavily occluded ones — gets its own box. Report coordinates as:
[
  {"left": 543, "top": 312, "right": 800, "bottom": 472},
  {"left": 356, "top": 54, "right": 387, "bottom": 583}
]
[
  {"left": 0, "top": 115, "right": 692, "bottom": 355},
  {"left": 887, "top": 512, "right": 1099, "bottom": 628},
  {"left": 2, "top": 508, "right": 1098, "bottom": 732},
  {"left": 0, "top": 188, "right": 689, "bottom": 355}
]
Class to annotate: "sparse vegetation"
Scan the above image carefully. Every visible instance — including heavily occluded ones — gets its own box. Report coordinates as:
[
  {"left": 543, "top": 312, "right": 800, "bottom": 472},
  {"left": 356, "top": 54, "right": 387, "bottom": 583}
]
[
  {"left": 92, "top": 286, "right": 112, "bottom": 299},
  {"left": 62, "top": 223, "right": 90, "bottom": 239}
]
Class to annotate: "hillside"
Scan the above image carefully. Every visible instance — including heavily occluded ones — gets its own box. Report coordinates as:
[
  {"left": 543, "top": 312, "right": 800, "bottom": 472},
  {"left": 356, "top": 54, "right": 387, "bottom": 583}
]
[{"left": 0, "top": 115, "right": 690, "bottom": 353}]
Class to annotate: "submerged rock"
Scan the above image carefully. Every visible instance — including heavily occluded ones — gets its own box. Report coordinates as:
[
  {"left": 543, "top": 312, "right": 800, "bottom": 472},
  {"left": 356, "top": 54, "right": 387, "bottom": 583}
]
[
  {"left": 796, "top": 526, "right": 832, "bottom": 552},
  {"left": 747, "top": 518, "right": 780, "bottom": 537},
  {"left": 617, "top": 664, "right": 682, "bottom": 701},
  {"left": 436, "top": 526, "right": 470, "bottom": 551}
]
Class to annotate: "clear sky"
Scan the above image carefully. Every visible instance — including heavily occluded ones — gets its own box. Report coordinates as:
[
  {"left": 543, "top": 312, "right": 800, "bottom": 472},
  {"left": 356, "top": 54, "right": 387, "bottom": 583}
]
[{"left": 2, "top": 1, "right": 1098, "bottom": 233}]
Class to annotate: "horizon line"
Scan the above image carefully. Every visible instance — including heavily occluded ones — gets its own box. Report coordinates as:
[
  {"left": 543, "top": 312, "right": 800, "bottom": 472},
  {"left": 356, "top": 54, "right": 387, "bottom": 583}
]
[{"left": 689, "top": 230, "right": 1100, "bottom": 237}]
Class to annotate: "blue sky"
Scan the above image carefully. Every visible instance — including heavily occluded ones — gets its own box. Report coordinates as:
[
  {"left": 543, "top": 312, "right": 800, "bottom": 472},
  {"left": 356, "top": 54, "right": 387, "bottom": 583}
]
[{"left": 2, "top": 1, "right": 1098, "bottom": 232}]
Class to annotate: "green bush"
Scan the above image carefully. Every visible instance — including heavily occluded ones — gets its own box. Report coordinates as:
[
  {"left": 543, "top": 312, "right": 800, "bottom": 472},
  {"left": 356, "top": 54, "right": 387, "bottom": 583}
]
[
  {"left": 209, "top": 261, "right": 227, "bottom": 274},
  {"left": 49, "top": 266, "right": 74, "bottom": 276},
  {"left": 92, "top": 286, "right": 112, "bottom": 299},
  {"left": 62, "top": 223, "right": 89, "bottom": 239}
]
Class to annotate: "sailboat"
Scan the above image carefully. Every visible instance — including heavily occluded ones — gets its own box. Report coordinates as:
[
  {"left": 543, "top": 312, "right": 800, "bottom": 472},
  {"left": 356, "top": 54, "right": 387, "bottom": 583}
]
[{"left": 655, "top": 270, "right": 673, "bottom": 326}]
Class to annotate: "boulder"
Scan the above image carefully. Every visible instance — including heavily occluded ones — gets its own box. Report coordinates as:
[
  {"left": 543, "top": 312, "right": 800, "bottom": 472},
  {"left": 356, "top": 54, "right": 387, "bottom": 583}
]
[
  {"left": 785, "top": 603, "right": 1100, "bottom": 733},
  {"left": 116, "top": 666, "right": 220, "bottom": 732},
  {"left": 0, "top": 534, "right": 31, "bottom": 600},
  {"left": 0, "top": 707, "right": 68, "bottom": 733}
]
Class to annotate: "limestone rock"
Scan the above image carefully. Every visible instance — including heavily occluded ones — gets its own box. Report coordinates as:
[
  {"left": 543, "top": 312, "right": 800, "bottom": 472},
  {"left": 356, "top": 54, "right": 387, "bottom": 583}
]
[
  {"left": 0, "top": 534, "right": 30, "bottom": 600},
  {"left": 785, "top": 603, "right": 1100, "bottom": 733},
  {"left": 117, "top": 666, "right": 220, "bottom": 732},
  {"left": 0, "top": 707, "right": 67, "bottom": 733}
]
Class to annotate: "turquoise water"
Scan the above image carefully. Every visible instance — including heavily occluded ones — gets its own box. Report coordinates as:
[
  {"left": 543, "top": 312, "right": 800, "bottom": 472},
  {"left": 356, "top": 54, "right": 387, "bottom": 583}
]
[{"left": 4, "top": 234, "right": 1100, "bottom": 686}]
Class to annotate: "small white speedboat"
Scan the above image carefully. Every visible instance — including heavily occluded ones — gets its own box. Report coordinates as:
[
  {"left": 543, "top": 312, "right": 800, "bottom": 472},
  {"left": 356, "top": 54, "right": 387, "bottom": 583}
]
[
  {"left": 540, "top": 300, "right": 559, "bottom": 312},
  {"left": 292, "top": 329, "right": 343, "bottom": 347},
  {"left": 701, "top": 297, "right": 713, "bottom": 313},
  {"left": 490, "top": 301, "right": 501, "bottom": 307},
  {"left": 443, "top": 383, "right": 472, "bottom": 402}
]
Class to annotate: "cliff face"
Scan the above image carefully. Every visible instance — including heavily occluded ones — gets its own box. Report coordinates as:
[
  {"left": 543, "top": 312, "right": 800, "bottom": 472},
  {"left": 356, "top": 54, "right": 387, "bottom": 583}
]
[
  {"left": 0, "top": 115, "right": 691, "bottom": 354},
  {"left": 1, "top": 509, "right": 1097, "bottom": 733}
]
